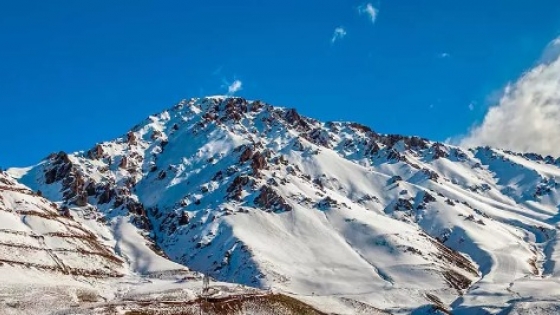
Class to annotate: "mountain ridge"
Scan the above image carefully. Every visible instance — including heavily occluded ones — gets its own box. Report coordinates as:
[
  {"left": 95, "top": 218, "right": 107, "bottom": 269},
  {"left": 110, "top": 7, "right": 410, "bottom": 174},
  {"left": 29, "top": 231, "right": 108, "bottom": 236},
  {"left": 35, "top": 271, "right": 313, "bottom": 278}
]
[{"left": 6, "top": 96, "right": 560, "bottom": 314}]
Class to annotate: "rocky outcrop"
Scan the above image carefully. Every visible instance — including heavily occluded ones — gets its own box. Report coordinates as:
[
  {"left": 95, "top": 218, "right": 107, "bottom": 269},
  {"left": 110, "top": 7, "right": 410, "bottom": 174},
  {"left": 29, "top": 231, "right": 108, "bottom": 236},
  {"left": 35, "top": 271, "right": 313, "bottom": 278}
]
[
  {"left": 432, "top": 143, "right": 449, "bottom": 159},
  {"left": 421, "top": 168, "right": 440, "bottom": 181},
  {"left": 239, "top": 146, "right": 254, "bottom": 163},
  {"left": 284, "top": 108, "right": 310, "bottom": 131},
  {"left": 87, "top": 144, "right": 105, "bottom": 160},
  {"left": 227, "top": 175, "right": 251, "bottom": 200},
  {"left": 119, "top": 156, "right": 128, "bottom": 169},
  {"left": 251, "top": 151, "right": 268, "bottom": 173},
  {"left": 254, "top": 186, "right": 293, "bottom": 212},
  {"left": 45, "top": 152, "right": 73, "bottom": 184},
  {"left": 127, "top": 131, "right": 137, "bottom": 145}
]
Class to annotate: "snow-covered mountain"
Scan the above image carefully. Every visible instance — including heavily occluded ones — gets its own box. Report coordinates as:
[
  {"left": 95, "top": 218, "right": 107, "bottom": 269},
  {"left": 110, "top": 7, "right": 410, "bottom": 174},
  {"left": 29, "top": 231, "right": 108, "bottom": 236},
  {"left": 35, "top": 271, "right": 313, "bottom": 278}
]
[
  {"left": 0, "top": 163, "right": 324, "bottom": 315},
  {"left": 6, "top": 96, "right": 560, "bottom": 314}
]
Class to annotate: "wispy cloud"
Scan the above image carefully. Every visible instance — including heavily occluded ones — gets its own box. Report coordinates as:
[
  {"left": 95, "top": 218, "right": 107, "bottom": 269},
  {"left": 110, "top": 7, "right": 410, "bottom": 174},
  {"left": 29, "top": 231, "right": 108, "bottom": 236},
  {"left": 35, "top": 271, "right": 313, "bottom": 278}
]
[
  {"left": 358, "top": 3, "right": 378, "bottom": 24},
  {"left": 468, "top": 102, "right": 474, "bottom": 111},
  {"left": 331, "top": 27, "right": 347, "bottom": 44},
  {"left": 226, "top": 79, "right": 243, "bottom": 95},
  {"left": 212, "top": 66, "right": 223, "bottom": 76},
  {"left": 439, "top": 52, "right": 451, "bottom": 58},
  {"left": 456, "top": 36, "right": 560, "bottom": 156}
]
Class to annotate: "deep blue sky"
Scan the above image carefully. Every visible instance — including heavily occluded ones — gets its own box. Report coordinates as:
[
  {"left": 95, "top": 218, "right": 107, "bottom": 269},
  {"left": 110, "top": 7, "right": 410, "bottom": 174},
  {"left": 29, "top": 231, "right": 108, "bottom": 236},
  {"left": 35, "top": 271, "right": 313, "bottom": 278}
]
[{"left": 2, "top": 1, "right": 560, "bottom": 167}]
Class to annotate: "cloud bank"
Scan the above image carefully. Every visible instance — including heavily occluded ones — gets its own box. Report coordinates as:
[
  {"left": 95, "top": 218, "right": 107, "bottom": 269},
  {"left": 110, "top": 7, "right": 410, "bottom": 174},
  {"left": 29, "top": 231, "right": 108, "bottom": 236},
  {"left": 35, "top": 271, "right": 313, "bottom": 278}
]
[{"left": 459, "top": 37, "right": 560, "bottom": 156}]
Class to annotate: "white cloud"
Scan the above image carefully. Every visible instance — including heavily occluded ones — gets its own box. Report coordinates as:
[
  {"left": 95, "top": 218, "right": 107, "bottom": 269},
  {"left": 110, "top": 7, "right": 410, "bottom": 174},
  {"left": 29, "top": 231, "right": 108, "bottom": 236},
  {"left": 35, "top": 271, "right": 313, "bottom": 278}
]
[
  {"left": 358, "top": 3, "right": 378, "bottom": 24},
  {"left": 331, "top": 27, "right": 347, "bottom": 44},
  {"left": 458, "top": 37, "right": 560, "bottom": 156},
  {"left": 226, "top": 80, "right": 243, "bottom": 95},
  {"left": 439, "top": 52, "right": 451, "bottom": 58},
  {"left": 468, "top": 102, "right": 474, "bottom": 111}
]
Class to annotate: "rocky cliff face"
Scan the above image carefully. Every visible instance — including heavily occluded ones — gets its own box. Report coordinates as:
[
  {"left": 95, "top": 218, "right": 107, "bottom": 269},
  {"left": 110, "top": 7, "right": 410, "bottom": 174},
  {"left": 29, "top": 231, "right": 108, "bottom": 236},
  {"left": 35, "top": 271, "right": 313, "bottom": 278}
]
[{"left": 8, "top": 96, "right": 560, "bottom": 314}]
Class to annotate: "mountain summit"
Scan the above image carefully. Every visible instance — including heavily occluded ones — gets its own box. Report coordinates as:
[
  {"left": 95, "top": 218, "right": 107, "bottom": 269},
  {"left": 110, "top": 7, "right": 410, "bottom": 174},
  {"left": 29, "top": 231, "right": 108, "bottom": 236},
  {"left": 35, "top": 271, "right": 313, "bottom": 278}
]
[{"left": 6, "top": 96, "right": 560, "bottom": 314}]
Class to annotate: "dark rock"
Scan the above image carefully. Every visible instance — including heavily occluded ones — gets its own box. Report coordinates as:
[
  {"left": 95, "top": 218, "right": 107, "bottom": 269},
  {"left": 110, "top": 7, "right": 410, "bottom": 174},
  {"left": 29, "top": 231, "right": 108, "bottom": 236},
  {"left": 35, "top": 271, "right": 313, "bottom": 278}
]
[
  {"left": 127, "top": 131, "right": 137, "bottom": 145},
  {"left": 348, "top": 122, "right": 373, "bottom": 133},
  {"left": 405, "top": 136, "right": 429, "bottom": 150},
  {"left": 306, "top": 128, "right": 331, "bottom": 147},
  {"left": 387, "top": 149, "right": 405, "bottom": 161},
  {"left": 251, "top": 151, "right": 267, "bottom": 173},
  {"left": 85, "top": 182, "right": 97, "bottom": 196},
  {"left": 151, "top": 130, "right": 163, "bottom": 140},
  {"left": 388, "top": 175, "right": 403, "bottom": 185},
  {"left": 98, "top": 184, "right": 114, "bottom": 204},
  {"left": 119, "top": 156, "right": 128, "bottom": 169},
  {"left": 227, "top": 175, "right": 250, "bottom": 200},
  {"left": 60, "top": 206, "right": 72, "bottom": 218},
  {"left": 212, "top": 171, "right": 223, "bottom": 181},
  {"left": 423, "top": 192, "right": 436, "bottom": 203},
  {"left": 316, "top": 196, "right": 338, "bottom": 209},
  {"left": 395, "top": 198, "right": 414, "bottom": 211},
  {"left": 178, "top": 212, "right": 190, "bottom": 225},
  {"left": 365, "top": 141, "right": 381, "bottom": 155},
  {"left": 432, "top": 143, "right": 449, "bottom": 159},
  {"left": 126, "top": 201, "right": 145, "bottom": 216},
  {"left": 74, "top": 192, "right": 88, "bottom": 207},
  {"left": 421, "top": 168, "right": 440, "bottom": 181},
  {"left": 87, "top": 144, "right": 105, "bottom": 160},
  {"left": 239, "top": 146, "right": 253, "bottom": 163},
  {"left": 254, "top": 185, "right": 293, "bottom": 212}
]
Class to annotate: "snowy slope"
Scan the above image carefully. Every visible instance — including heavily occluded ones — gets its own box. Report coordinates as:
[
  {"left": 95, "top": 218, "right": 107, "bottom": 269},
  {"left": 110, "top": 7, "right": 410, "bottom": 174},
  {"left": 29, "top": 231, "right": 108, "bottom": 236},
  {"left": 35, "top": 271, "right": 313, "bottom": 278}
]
[
  {"left": 9, "top": 96, "right": 560, "bottom": 314},
  {"left": 0, "top": 170, "right": 304, "bottom": 315},
  {"left": 0, "top": 171, "right": 124, "bottom": 277}
]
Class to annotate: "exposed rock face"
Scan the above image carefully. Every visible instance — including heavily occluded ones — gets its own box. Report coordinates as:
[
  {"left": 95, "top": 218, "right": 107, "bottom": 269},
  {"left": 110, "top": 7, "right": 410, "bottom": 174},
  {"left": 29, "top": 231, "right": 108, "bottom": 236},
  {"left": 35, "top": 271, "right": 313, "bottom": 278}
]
[
  {"left": 422, "top": 192, "right": 436, "bottom": 203},
  {"left": 432, "top": 143, "right": 449, "bottom": 159},
  {"left": 239, "top": 146, "right": 253, "bottom": 163},
  {"left": 284, "top": 108, "right": 310, "bottom": 131},
  {"left": 127, "top": 131, "right": 137, "bottom": 145},
  {"left": 421, "top": 168, "right": 440, "bottom": 181},
  {"left": 348, "top": 122, "right": 373, "bottom": 134},
  {"left": 119, "top": 156, "right": 129, "bottom": 169},
  {"left": 394, "top": 198, "right": 414, "bottom": 211},
  {"left": 251, "top": 151, "right": 267, "bottom": 173},
  {"left": 388, "top": 175, "right": 403, "bottom": 185},
  {"left": 97, "top": 184, "right": 114, "bottom": 204},
  {"left": 227, "top": 175, "right": 251, "bottom": 200},
  {"left": 316, "top": 196, "right": 339, "bottom": 210},
  {"left": 254, "top": 185, "right": 293, "bottom": 212},
  {"left": 151, "top": 130, "right": 163, "bottom": 140},
  {"left": 87, "top": 144, "right": 105, "bottom": 160},
  {"left": 45, "top": 152, "right": 73, "bottom": 184},
  {"left": 306, "top": 128, "right": 331, "bottom": 147},
  {"left": 178, "top": 212, "right": 190, "bottom": 225}
]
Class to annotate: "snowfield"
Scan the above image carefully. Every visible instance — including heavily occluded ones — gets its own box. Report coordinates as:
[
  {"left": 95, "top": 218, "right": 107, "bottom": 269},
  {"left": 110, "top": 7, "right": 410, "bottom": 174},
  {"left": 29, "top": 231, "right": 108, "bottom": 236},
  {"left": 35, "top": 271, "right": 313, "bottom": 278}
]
[{"left": 5, "top": 96, "right": 560, "bottom": 314}]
